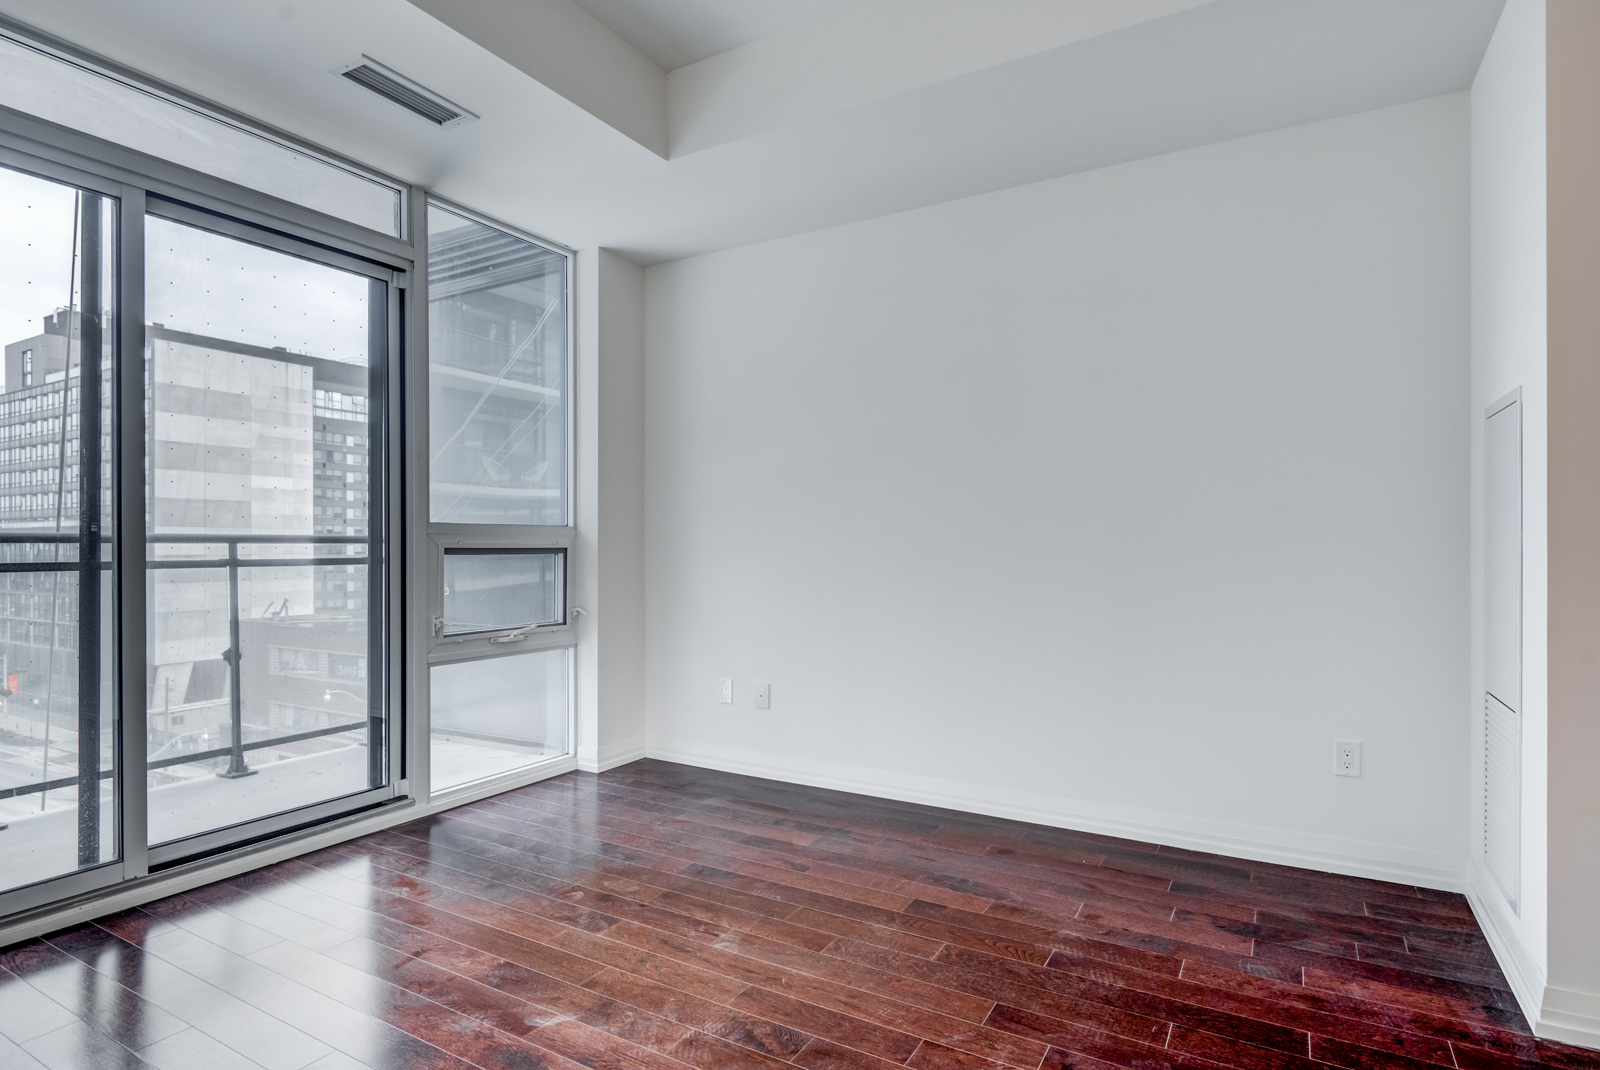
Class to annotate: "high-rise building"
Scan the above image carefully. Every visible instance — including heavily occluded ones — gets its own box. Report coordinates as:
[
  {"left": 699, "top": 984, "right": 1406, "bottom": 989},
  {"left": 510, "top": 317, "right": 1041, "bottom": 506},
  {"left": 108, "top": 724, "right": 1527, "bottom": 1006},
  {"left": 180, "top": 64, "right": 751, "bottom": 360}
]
[
  {"left": 0, "top": 310, "right": 107, "bottom": 739},
  {"left": 0, "top": 319, "right": 371, "bottom": 757}
]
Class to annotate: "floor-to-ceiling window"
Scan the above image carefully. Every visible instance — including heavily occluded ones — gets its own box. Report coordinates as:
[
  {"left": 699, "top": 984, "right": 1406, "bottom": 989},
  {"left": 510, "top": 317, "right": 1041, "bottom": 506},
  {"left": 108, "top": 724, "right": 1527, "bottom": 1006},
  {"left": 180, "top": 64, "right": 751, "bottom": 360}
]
[
  {"left": 425, "top": 202, "right": 574, "bottom": 796},
  {"left": 0, "top": 24, "right": 575, "bottom": 926},
  {"left": 0, "top": 168, "right": 116, "bottom": 899}
]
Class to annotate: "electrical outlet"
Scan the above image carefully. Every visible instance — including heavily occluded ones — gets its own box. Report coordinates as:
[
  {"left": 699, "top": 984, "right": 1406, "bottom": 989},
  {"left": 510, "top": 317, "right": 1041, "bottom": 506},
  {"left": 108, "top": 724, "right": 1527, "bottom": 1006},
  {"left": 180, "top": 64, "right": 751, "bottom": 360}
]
[
  {"left": 719, "top": 678, "right": 733, "bottom": 704},
  {"left": 754, "top": 683, "right": 771, "bottom": 710},
  {"left": 1335, "top": 740, "right": 1361, "bottom": 777}
]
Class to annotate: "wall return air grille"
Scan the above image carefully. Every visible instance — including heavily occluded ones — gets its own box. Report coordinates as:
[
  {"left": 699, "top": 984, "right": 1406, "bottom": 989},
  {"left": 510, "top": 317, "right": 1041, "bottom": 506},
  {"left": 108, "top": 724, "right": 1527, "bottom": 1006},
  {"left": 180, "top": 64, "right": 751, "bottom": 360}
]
[
  {"left": 1484, "top": 692, "right": 1521, "bottom": 913},
  {"left": 333, "top": 56, "right": 478, "bottom": 128}
]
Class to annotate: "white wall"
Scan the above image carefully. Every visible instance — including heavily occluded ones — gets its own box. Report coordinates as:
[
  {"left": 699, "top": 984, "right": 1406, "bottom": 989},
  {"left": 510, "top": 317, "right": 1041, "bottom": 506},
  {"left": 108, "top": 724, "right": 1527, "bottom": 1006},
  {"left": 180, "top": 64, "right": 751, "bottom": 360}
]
[
  {"left": 574, "top": 247, "right": 648, "bottom": 771},
  {"left": 1466, "top": 0, "right": 1549, "bottom": 1024},
  {"left": 643, "top": 94, "right": 1471, "bottom": 887},
  {"left": 1543, "top": 0, "right": 1600, "bottom": 1047},
  {"left": 408, "top": 0, "right": 667, "bottom": 156},
  {"left": 1468, "top": 4, "right": 1600, "bottom": 1048}
]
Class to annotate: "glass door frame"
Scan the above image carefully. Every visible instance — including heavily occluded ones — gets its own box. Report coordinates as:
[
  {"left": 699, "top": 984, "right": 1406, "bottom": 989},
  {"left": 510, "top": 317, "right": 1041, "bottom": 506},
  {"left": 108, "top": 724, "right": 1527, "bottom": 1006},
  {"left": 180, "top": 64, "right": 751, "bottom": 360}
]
[
  {"left": 0, "top": 101, "right": 415, "bottom": 917},
  {"left": 0, "top": 138, "right": 142, "bottom": 917},
  {"left": 140, "top": 196, "right": 404, "bottom": 867}
]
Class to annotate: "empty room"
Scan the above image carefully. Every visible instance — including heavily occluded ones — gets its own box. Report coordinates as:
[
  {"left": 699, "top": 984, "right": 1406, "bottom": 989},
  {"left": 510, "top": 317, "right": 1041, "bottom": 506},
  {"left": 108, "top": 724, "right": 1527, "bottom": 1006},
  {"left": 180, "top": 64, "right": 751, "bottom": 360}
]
[{"left": 0, "top": 0, "right": 1596, "bottom": 1067}]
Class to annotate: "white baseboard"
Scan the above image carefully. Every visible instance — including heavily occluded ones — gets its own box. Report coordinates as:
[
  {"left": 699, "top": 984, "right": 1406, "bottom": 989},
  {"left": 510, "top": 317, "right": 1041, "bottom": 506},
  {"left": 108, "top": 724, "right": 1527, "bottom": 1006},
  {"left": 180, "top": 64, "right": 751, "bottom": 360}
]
[
  {"left": 1540, "top": 986, "right": 1600, "bottom": 1050},
  {"left": 1462, "top": 857, "right": 1600, "bottom": 1051},
  {"left": 1465, "top": 855, "right": 1544, "bottom": 1030},
  {"left": 578, "top": 735, "right": 648, "bottom": 773},
  {"left": 644, "top": 740, "right": 1467, "bottom": 891}
]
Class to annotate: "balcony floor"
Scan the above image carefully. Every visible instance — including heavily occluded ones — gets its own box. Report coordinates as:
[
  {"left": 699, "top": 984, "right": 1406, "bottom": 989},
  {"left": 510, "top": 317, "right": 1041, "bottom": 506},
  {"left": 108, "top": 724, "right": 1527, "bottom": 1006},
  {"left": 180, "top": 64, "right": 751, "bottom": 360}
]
[
  {"left": 0, "top": 738, "right": 555, "bottom": 893},
  {"left": 1, "top": 759, "right": 1594, "bottom": 1070}
]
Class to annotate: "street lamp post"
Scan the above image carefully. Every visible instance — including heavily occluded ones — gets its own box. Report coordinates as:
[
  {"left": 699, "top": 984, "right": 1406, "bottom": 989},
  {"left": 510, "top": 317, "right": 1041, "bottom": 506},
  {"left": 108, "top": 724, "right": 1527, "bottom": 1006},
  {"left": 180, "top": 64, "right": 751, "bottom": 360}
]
[{"left": 323, "top": 689, "right": 367, "bottom": 747}]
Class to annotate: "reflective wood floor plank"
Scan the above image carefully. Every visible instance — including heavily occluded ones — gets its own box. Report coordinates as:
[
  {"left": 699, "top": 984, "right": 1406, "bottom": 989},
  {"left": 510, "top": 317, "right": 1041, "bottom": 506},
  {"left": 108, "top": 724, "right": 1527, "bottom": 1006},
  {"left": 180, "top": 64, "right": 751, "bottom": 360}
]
[{"left": 2, "top": 759, "right": 1596, "bottom": 1070}]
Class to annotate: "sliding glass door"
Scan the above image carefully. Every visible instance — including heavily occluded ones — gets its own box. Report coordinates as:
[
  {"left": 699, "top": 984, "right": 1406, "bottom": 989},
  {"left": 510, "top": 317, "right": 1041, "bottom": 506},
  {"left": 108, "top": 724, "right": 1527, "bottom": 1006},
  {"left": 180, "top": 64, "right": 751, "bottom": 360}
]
[
  {"left": 142, "top": 205, "right": 394, "bottom": 862},
  {"left": 0, "top": 24, "right": 577, "bottom": 925},
  {"left": 0, "top": 165, "right": 117, "bottom": 899},
  {"left": 0, "top": 131, "right": 405, "bottom": 914}
]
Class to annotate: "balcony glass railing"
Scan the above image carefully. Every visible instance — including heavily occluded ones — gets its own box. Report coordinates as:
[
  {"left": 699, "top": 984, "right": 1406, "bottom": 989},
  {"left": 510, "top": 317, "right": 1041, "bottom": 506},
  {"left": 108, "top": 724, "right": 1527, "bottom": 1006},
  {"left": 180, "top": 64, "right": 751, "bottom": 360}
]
[{"left": 0, "top": 532, "right": 379, "bottom": 884}]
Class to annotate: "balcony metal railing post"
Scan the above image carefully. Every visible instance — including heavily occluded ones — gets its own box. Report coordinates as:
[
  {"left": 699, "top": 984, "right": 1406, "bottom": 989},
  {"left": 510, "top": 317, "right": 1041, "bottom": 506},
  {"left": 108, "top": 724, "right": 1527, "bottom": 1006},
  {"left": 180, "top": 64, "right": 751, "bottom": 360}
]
[
  {"left": 217, "top": 538, "right": 254, "bottom": 779},
  {"left": 1, "top": 533, "right": 373, "bottom": 806}
]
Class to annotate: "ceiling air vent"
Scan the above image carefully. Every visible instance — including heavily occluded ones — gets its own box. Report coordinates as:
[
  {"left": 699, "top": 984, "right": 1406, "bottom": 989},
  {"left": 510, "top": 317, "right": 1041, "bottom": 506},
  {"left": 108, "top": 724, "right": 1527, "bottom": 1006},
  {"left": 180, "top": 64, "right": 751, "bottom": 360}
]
[{"left": 332, "top": 56, "right": 478, "bottom": 128}]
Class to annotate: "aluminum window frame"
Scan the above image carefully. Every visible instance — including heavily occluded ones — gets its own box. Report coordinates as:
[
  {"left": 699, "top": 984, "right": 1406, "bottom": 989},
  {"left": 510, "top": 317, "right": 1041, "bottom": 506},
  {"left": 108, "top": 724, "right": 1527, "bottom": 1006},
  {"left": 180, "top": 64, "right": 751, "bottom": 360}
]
[
  {"left": 438, "top": 546, "right": 568, "bottom": 640},
  {"left": 420, "top": 198, "right": 577, "bottom": 804},
  {"left": 427, "top": 528, "right": 576, "bottom": 658},
  {"left": 0, "top": 145, "right": 140, "bottom": 917},
  {"left": 0, "top": 24, "right": 583, "bottom": 934},
  {"left": 0, "top": 99, "right": 413, "bottom": 913},
  {"left": 0, "top": 16, "right": 409, "bottom": 240},
  {"left": 0, "top": 102, "right": 411, "bottom": 268},
  {"left": 139, "top": 203, "right": 405, "bottom": 869}
]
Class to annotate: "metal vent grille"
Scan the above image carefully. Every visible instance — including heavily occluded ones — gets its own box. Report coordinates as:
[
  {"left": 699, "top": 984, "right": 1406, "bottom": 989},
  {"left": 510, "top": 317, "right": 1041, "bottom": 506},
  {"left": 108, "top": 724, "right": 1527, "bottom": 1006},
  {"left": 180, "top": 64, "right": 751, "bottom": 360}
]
[
  {"left": 334, "top": 57, "right": 477, "bottom": 128},
  {"left": 1484, "top": 692, "right": 1520, "bottom": 913}
]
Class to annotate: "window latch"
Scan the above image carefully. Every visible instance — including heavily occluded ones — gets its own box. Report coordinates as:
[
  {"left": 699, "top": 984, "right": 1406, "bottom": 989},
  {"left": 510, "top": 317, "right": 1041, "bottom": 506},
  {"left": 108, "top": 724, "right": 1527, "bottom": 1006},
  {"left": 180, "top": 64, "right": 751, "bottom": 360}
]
[
  {"left": 431, "top": 616, "right": 445, "bottom": 637},
  {"left": 490, "top": 626, "right": 537, "bottom": 644}
]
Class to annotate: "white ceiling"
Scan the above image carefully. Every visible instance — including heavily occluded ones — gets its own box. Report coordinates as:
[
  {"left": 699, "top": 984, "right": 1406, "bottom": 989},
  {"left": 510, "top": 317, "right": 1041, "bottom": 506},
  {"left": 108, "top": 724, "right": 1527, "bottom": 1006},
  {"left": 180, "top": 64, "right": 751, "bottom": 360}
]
[
  {"left": 0, "top": 0, "right": 1505, "bottom": 265},
  {"left": 568, "top": 0, "right": 860, "bottom": 70}
]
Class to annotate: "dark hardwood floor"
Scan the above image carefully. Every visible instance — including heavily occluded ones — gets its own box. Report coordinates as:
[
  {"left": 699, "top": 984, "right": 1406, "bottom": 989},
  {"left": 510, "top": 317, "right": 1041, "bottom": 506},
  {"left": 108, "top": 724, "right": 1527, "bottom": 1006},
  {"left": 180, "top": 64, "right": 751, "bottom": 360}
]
[{"left": 1, "top": 759, "right": 1595, "bottom": 1070}]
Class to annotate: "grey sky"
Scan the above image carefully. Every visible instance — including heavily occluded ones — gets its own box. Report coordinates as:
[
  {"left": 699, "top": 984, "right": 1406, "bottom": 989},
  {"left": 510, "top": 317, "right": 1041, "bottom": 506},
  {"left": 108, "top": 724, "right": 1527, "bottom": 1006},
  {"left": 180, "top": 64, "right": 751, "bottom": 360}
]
[
  {"left": 145, "top": 216, "right": 369, "bottom": 364},
  {"left": 0, "top": 166, "right": 77, "bottom": 383},
  {"left": 2, "top": 168, "right": 369, "bottom": 394}
]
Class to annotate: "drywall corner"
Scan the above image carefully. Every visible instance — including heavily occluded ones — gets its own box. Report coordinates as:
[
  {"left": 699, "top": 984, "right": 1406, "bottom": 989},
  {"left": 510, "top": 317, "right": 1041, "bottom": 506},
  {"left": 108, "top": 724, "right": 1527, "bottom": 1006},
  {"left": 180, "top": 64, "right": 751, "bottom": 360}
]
[
  {"left": 1468, "top": 0, "right": 1549, "bottom": 996},
  {"left": 1543, "top": 0, "right": 1600, "bottom": 1046},
  {"left": 407, "top": 0, "right": 667, "bottom": 156},
  {"left": 574, "top": 247, "right": 648, "bottom": 775},
  {"left": 1467, "top": 856, "right": 1547, "bottom": 1032}
]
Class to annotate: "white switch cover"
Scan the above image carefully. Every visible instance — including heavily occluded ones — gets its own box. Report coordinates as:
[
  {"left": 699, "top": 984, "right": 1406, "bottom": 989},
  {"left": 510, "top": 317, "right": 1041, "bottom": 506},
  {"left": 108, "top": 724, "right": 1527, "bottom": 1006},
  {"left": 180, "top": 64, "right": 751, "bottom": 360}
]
[
  {"left": 719, "top": 679, "right": 733, "bottom": 704},
  {"left": 754, "top": 683, "right": 771, "bottom": 710},
  {"left": 1335, "top": 740, "right": 1361, "bottom": 777}
]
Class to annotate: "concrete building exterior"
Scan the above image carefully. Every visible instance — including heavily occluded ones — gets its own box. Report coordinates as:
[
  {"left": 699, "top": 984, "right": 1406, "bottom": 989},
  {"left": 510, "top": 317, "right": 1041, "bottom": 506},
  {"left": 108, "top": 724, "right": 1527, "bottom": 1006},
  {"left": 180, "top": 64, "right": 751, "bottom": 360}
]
[{"left": 0, "top": 320, "right": 372, "bottom": 783}]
